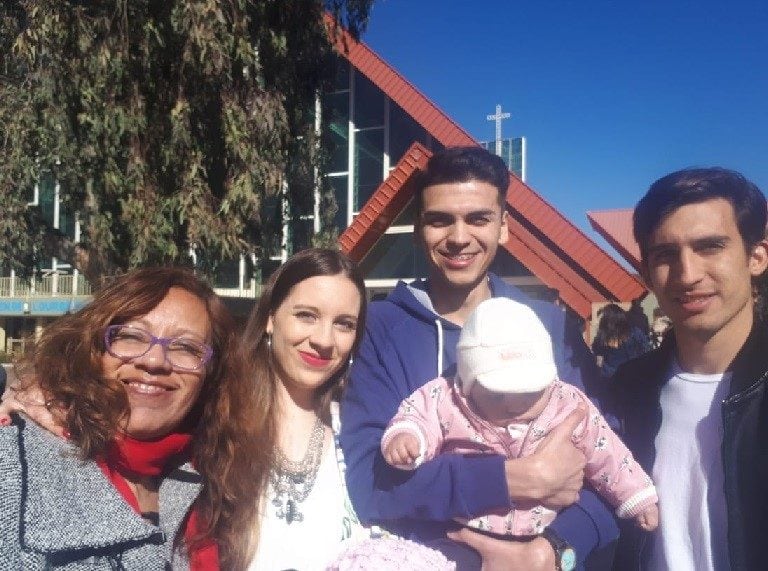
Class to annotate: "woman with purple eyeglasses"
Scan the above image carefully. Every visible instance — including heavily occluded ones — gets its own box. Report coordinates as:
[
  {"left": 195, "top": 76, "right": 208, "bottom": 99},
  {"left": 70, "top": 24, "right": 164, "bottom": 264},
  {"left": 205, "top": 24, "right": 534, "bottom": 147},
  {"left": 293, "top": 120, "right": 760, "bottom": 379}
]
[{"left": 0, "top": 267, "right": 261, "bottom": 569}]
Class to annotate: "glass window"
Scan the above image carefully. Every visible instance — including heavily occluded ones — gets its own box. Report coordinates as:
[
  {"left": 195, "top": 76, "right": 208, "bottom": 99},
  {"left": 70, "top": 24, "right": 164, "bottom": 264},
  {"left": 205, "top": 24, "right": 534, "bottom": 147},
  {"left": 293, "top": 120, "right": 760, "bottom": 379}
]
[
  {"left": 353, "top": 128, "right": 383, "bottom": 210},
  {"left": 289, "top": 217, "right": 315, "bottom": 251},
  {"left": 389, "top": 103, "right": 430, "bottom": 165},
  {"left": 260, "top": 195, "right": 284, "bottom": 258},
  {"left": 332, "top": 57, "right": 350, "bottom": 91},
  {"left": 328, "top": 174, "right": 348, "bottom": 231},
  {"left": 490, "top": 247, "right": 533, "bottom": 277},
  {"left": 324, "top": 90, "right": 349, "bottom": 174},
  {"left": 353, "top": 71, "right": 384, "bottom": 129},
  {"left": 257, "top": 257, "right": 282, "bottom": 285},
  {"left": 38, "top": 171, "right": 55, "bottom": 225},
  {"left": 59, "top": 199, "right": 76, "bottom": 239},
  {"left": 508, "top": 137, "right": 524, "bottom": 180},
  {"left": 358, "top": 232, "right": 428, "bottom": 280},
  {"left": 392, "top": 197, "right": 416, "bottom": 225},
  {"left": 214, "top": 258, "right": 240, "bottom": 289},
  {"left": 37, "top": 256, "right": 54, "bottom": 272}
]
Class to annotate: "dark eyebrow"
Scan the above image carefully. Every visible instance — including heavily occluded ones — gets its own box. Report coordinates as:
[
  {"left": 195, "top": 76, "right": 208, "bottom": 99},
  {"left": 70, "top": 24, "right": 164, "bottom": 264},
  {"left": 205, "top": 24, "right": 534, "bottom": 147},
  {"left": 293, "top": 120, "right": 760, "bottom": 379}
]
[
  {"left": 647, "top": 234, "right": 731, "bottom": 256},
  {"left": 646, "top": 242, "right": 678, "bottom": 255},
  {"left": 465, "top": 209, "right": 497, "bottom": 217},
  {"left": 421, "top": 208, "right": 498, "bottom": 219},
  {"left": 692, "top": 235, "right": 730, "bottom": 247},
  {"left": 292, "top": 304, "right": 319, "bottom": 312}
]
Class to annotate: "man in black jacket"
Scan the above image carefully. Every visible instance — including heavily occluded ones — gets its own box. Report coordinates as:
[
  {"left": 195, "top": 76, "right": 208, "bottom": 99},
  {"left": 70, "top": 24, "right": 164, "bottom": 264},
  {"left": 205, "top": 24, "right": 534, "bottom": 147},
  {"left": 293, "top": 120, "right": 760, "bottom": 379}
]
[{"left": 609, "top": 168, "right": 768, "bottom": 571}]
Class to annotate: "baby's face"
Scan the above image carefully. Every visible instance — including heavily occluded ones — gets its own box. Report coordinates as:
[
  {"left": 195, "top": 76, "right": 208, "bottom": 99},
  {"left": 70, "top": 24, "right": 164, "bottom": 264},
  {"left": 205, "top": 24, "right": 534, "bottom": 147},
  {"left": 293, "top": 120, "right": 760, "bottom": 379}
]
[{"left": 468, "top": 383, "right": 550, "bottom": 426}]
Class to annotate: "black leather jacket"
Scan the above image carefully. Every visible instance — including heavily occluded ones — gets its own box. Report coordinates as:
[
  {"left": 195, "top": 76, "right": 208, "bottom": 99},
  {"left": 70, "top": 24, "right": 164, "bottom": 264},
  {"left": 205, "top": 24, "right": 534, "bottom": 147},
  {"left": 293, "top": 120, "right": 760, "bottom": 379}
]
[{"left": 607, "top": 324, "right": 768, "bottom": 571}]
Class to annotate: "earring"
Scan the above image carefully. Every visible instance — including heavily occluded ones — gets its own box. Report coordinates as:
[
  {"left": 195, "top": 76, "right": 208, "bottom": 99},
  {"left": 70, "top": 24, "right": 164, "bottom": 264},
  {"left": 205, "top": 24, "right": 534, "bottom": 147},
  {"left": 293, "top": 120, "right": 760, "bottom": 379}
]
[
  {"left": 342, "top": 355, "right": 354, "bottom": 382},
  {"left": 266, "top": 332, "right": 272, "bottom": 350}
]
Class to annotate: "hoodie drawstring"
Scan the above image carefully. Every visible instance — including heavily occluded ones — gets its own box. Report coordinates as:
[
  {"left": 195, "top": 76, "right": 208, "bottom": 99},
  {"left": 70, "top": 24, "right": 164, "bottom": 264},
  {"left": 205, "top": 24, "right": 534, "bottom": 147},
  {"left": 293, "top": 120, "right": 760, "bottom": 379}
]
[{"left": 435, "top": 318, "right": 444, "bottom": 377}]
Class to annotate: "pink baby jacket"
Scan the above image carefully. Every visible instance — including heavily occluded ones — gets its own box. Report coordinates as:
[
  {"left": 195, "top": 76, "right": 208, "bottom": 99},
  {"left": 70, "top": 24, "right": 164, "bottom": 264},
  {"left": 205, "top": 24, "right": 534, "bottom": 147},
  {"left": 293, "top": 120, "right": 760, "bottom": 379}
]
[{"left": 381, "top": 378, "right": 657, "bottom": 536}]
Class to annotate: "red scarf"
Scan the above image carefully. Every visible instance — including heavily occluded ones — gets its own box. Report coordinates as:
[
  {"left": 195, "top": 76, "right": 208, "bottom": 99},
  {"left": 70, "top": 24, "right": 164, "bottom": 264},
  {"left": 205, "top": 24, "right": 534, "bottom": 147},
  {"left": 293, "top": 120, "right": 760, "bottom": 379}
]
[{"left": 97, "top": 433, "right": 220, "bottom": 570}]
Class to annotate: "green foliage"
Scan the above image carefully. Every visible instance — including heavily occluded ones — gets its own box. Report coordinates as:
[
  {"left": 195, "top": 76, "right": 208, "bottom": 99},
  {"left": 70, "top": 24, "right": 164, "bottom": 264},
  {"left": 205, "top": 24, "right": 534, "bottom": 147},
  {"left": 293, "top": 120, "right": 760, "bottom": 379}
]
[{"left": 0, "top": 0, "right": 370, "bottom": 282}]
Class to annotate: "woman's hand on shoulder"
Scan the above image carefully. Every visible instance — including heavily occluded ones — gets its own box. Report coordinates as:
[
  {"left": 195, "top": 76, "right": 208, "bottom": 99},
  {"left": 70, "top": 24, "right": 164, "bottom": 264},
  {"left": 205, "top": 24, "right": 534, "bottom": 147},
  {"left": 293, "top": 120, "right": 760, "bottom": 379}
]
[{"left": 0, "top": 385, "right": 67, "bottom": 437}]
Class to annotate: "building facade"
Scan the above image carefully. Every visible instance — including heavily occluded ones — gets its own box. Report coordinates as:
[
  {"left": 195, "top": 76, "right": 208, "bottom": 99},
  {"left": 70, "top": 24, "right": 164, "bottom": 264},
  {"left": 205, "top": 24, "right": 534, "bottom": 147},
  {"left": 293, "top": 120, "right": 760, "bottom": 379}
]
[{"left": 0, "top": 22, "right": 645, "bottom": 356}]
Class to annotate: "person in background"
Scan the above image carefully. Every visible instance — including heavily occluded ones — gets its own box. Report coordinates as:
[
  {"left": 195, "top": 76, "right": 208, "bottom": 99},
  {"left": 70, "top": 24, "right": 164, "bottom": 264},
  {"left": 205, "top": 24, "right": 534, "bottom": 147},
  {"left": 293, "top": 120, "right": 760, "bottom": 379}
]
[
  {"left": 0, "top": 363, "right": 6, "bottom": 397},
  {"left": 341, "top": 146, "right": 618, "bottom": 571},
  {"left": 591, "top": 304, "right": 651, "bottom": 381},
  {"left": 627, "top": 297, "right": 650, "bottom": 339},
  {"left": 609, "top": 167, "right": 768, "bottom": 570},
  {"left": 650, "top": 307, "right": 672, "bottom": 349}
]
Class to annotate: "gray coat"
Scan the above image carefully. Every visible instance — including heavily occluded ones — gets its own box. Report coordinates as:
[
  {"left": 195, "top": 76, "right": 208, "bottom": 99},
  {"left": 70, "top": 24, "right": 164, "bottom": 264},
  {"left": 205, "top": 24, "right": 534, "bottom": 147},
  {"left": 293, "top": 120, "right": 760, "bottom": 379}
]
[{"left": 0, "top": 417, "right": 203, "bottom": 570}]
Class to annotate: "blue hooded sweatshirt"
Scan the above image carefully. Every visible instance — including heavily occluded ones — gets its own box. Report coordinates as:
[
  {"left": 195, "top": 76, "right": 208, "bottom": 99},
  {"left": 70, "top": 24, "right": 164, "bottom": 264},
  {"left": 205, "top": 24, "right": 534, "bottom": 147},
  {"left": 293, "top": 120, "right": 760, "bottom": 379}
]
[{"left": 340, "top": 274, "right": 618, "bottom": 568}]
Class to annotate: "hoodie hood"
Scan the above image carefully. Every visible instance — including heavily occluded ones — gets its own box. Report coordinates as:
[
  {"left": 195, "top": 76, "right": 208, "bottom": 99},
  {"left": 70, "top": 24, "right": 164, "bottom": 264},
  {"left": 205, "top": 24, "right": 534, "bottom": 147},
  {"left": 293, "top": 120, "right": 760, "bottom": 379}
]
[{"left": 379, "top": 274, "right": 537, "bottom": 381}]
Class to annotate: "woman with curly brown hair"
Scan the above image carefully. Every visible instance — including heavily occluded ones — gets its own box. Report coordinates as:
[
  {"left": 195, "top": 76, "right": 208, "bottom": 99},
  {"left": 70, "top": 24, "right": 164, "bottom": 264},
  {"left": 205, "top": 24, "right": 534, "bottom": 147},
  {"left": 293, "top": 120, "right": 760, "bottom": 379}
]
[{"left": 0, "top": 267, "right": 261, "bottom": 570}]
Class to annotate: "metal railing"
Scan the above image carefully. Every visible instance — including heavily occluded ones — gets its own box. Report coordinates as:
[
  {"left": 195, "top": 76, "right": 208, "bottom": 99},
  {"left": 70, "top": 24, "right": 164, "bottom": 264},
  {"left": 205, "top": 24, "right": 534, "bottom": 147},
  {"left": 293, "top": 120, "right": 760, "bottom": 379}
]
[
  {"left": 213, "top": 282, "right": 263, "bottom": 299},
  {"left": 0, "top": 274, "right": 92, "bottom": 298},
  {"left": 0, "top": 274, "right": 262, "bottom": 301}
]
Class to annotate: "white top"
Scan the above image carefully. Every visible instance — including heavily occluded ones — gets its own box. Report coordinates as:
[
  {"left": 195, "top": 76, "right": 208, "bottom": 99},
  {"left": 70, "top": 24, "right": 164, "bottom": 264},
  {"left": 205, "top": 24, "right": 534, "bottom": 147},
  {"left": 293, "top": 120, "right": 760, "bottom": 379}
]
[
  {"left": 249, "top": 435, "right": 351, "bottom": 571},
  {"left": 647, "top": 363, "right": 731, "bottom": 571}
]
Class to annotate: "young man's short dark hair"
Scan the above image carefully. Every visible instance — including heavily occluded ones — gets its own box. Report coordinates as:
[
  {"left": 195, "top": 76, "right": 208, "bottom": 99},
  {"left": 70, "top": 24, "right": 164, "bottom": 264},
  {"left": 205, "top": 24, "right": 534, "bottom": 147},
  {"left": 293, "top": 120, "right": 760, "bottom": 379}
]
[
  {"left": 413, "top": 146, "right": 510, "bottom": 213},
  {"left": 633, "top": 167, "right": 767, "bottom": 262}
]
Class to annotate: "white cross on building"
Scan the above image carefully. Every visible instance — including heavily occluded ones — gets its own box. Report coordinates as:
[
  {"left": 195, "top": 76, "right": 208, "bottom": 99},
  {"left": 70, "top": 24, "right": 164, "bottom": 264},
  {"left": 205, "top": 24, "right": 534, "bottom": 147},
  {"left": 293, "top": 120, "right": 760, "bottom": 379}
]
[{"left": 486, "top": 104, "right": 511, "bottom": 156}]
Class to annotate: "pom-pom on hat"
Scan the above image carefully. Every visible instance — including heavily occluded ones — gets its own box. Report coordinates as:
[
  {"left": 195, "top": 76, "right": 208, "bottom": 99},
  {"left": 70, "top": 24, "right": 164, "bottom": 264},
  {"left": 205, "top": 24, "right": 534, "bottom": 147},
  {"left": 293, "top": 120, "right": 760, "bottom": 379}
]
[{"left": 456, "top": 298, "right": 557, "bottom": 396}]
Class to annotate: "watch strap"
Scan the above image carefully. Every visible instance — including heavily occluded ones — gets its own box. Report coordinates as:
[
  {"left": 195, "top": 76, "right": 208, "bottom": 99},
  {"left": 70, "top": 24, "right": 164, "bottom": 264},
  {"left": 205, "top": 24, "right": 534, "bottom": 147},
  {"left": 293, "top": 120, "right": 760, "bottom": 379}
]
[{"left": 541, "top": 527, "right": 576, "bottom": 571}]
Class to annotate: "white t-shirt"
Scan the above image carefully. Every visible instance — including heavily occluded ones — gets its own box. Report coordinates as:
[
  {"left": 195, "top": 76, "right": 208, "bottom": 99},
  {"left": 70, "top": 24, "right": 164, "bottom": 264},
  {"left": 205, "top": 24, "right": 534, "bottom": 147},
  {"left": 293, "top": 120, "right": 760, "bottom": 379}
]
[
  {"left": 249, "top": 434, "right": 355, "bottom": 571},
  {"left": 647, "top": 363, "right": 731, "bottom": 571}
]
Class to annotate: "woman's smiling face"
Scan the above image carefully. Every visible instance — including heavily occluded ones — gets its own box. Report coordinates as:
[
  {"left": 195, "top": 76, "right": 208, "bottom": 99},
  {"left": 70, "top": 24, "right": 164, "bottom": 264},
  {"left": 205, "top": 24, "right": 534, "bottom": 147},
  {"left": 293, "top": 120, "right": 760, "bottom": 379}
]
[
  {"left": 100, "top": 287, "right": 212, "bottom": 440},
  {"left": 267, "top": 274, "right": 361, "bottom": 400}
]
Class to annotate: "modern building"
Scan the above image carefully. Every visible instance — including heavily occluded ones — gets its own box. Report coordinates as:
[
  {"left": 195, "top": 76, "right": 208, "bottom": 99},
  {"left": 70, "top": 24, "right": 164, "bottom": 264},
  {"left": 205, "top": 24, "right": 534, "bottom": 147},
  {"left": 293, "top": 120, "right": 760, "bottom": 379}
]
[
  {"left": 479, "top": 137, "right": 526, "bottom": 181},
  {"left": 0, "top": 17, "right": 646, "bottom": 354},
  {"left": 329, "top": 19, "right": 645, "bottom": 322},
  {"left": 0, "top": 172, "right": 91, "bottom": 355}
]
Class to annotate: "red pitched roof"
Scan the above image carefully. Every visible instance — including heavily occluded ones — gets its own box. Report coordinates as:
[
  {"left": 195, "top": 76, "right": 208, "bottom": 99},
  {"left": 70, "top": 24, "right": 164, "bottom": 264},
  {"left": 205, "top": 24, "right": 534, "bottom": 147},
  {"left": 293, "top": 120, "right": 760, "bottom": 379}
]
[
  {"left": 587, "top": 209, "right": 641, "bottom": 272},
  {"left": 339, "top": 142, "right": 429, "bottom": 263},
  {"left": 330, "top": 18, "right": 647, "bottom": 318}
]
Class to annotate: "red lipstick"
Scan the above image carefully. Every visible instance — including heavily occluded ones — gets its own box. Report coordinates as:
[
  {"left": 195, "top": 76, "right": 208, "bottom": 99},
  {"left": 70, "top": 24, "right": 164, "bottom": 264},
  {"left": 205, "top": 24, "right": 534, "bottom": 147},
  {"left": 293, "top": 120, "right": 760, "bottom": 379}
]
[{"left": 299, "top": 351, "right": 331, "bottom": 368}]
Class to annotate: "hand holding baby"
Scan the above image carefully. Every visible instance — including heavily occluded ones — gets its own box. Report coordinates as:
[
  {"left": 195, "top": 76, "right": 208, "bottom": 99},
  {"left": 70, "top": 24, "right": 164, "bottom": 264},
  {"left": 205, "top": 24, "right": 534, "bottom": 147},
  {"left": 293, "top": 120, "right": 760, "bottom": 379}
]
[{"left": 382, "top": 432, "right": 421, "bottom": 468}]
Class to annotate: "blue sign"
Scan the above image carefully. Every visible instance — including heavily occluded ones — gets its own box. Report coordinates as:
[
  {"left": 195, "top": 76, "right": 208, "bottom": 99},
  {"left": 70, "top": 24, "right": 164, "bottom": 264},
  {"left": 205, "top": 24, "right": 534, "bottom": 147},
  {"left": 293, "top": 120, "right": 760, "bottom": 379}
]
[
  {"left": 30, "top": 298, "right": 91, "bottom": 315},
  {"left": 0, "top": 300, "right": 25, "bottom": 315}
]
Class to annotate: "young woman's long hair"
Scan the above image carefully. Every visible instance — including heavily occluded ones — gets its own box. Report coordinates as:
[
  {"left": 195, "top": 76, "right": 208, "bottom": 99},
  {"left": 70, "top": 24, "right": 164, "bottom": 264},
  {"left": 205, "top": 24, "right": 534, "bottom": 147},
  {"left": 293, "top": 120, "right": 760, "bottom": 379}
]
[
  {"left": 17, "top": 267, "right": 261, "bottom": 569},
  {"left": 238, "top": 248, "right": 367, "bottom": 560}
]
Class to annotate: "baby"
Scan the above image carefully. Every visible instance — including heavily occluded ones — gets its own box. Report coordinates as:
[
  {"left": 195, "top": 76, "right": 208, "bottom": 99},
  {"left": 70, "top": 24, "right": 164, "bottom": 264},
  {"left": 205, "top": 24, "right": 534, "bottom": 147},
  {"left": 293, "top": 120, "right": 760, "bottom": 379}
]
[{"left": 381, "top": 298, "right": 658, "bottom": 536}]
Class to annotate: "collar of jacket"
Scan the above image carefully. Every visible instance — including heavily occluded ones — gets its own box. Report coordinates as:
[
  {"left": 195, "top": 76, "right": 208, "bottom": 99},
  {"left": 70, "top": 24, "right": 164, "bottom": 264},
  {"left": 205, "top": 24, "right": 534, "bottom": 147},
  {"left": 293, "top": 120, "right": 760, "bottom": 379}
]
[
  {"left": 724, "top": 319, "right": 768, "bottom": 399},
  {"left": 636, "top": 319, "right": 768, "bottom": 396},
  {"left": 392, "top": 272, "right": 532, "bottom": 325},
  {"left": 18, "top": 419, "right": 202, "bottom": 554}
]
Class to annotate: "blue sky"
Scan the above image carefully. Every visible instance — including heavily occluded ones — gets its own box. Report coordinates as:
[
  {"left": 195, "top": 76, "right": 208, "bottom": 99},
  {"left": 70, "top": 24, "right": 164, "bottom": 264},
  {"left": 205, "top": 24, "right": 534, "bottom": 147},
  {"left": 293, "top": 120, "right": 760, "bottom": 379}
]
[{"left": 361, "top": 0, "right": 768, "bottom": 258}]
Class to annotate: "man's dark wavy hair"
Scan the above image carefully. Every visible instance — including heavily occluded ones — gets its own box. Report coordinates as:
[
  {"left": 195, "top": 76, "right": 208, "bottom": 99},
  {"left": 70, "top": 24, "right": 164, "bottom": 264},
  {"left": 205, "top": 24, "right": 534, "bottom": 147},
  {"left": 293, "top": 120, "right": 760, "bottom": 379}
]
[
  {"left": 413, "top": 146, "right": 509, "bottom": 212},
  {"left": 633, "top": 167, "right": 767, "bottom": 262}
]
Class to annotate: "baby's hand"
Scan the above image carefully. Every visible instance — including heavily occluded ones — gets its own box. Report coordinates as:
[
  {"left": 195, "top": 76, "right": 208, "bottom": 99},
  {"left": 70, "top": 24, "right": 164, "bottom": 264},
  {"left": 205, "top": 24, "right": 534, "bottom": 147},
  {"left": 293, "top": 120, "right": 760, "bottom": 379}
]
[
  {"left": 382, "top": 432, "right": 421, "bottom": 468},
  {"left": 635, "top": 504, "right": 659, "bottom": 531}
]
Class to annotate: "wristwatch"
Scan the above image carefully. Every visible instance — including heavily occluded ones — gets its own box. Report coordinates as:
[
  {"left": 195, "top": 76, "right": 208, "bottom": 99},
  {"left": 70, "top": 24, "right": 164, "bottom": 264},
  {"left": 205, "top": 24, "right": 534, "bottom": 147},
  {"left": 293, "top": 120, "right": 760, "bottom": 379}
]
[{"left": 541, "top": 527, "right": 576, "bottom": 571}]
